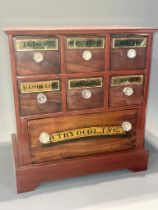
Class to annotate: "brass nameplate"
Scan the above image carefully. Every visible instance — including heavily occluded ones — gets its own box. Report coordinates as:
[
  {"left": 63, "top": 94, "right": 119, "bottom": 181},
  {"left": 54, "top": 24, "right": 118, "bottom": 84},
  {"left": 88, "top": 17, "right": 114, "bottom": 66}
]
[
  {"left": 68, "top": 78, "right": 103, "bottom": 89},
  {"left": 67, "top": 38, "right": 105, "bottom": 49},
  {"left": 111, "top": 75, "right": 144, "bottom": 87},
  {"left": 16, "top": 38, "right": 58, "bottom": 51},
  {"left": 112, "top": 37, "right": 147, "bottom": 48},
  {"left": 47, "top": 126, "right": 125, "bottom": 144},
  {"left": 20, "top": 80, "right": 60, "bottom": 94}
]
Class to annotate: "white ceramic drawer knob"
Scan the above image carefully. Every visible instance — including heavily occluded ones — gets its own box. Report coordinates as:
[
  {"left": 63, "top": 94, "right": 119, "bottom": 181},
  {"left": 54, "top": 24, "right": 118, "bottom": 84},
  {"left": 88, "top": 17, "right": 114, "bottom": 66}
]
[
  {"left": 82, "top": 50, "right": 93, "bottom": 61},
  {"left": 39, "top": 132, "right": 50, "bottom": 144},
  {"left": 123, "top": 87, "right": 134, "bottom": 96},
  {"left": 127, "top": 49, "right": 137, "bottom": 59},
  {"left": 82, "top": 89, "right": 92, "bottom": 99},
  {"left": 33, "top": 52, "right": 44, "bottom": 63},
  {"left": 122, "top": 121, "right": 132, "bottom": 132},
  {"left": 37, "top": 93, "right": 47, "bottom": 104}
]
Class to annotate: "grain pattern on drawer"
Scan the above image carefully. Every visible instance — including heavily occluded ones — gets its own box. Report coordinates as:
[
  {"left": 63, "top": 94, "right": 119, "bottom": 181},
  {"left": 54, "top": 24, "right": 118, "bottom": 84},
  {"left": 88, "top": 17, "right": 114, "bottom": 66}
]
[
  {"left": 110, "top": 34, "right": 148, "bottom": 70},
  {"left": 18, "top": 80, "right": 62, "bottom": 116},
  {"left": 14, "top": 36, "right": 61, "bottom": 75},
  {"left": 65, "top": 37, "right": 105, "bottom": 73},
  {"left": 28, "top": 110, "right": 137, "bottom": 163}
]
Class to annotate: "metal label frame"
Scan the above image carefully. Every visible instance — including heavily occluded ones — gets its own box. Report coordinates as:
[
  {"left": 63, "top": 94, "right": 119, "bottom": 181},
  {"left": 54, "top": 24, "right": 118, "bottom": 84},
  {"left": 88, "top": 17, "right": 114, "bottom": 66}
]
[
  {"left": 68, "top": 77, "right": 103, "bottom": 90},
  {"left": 20, "top": 80, "right": 60, "bottom": 94},
  {"left": 16, "top": 38, "right": 58, "bottom": 51},
  {"left": 66, "top": 37, "right": 105, "bottom": 49},
  {"left": 112, "top": 37, "right": 148, "bottom": 48},
  {"left": 111, "top": 75, "right": 144, "bottom": 87}
]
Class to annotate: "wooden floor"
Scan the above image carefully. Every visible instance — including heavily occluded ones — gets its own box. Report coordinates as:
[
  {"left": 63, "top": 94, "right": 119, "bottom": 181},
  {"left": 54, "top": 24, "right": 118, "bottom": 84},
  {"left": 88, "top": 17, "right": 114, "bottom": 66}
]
[{"left": 0, "top": 140, "right": 158, "bottom": 209}]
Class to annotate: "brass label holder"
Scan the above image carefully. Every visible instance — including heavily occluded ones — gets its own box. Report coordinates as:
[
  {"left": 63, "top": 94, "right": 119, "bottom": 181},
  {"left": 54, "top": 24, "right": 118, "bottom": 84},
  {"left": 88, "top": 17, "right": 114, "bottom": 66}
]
[
  {"left": 16, "top": 38, "right": 58, "bottom": 51},
  {"left": 67, "top": 37, "right": 105, "bottom": 49},
  {"left": 68, "top": 77, "right": 103, "bottom": 90},
  {"left": 20, "top": 80, "right": 60, "bottom": 94},
  {"left": 111, "top": 75, "right": 144, "bottom": 86},
  {"left": 112, "top": 37, "right": 148, "bottom": 48}
]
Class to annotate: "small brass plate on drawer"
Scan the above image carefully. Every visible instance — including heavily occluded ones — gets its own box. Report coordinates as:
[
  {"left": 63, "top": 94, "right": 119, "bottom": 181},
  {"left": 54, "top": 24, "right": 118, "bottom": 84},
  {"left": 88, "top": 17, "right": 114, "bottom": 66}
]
[
  {"left": 40, "top": 126, "right": 126, "bottom": 145},
  {"left": 111, "top": 75, "right": 144, "bottom": 86},
  {"left": 16, "top": 38, "right": 58, "bottom": 51},
  {"left": 20, "top": 80, "right": 60, "bottom": 94},
  {"left": 112, "top": 37, "right": 147, "bottom": 48},
  {"left": 67, "top": 38, "right": 105, "bottom": 49},
  {"left": 68, "top": 77, "right": 103, "bottom": 89}
]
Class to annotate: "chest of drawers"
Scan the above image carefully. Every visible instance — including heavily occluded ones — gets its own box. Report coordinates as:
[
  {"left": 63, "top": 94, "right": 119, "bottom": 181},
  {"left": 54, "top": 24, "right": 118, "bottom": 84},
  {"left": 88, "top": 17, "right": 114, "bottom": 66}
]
[{"left": 4, "top": 26, "right": 157, "bottom": 193}]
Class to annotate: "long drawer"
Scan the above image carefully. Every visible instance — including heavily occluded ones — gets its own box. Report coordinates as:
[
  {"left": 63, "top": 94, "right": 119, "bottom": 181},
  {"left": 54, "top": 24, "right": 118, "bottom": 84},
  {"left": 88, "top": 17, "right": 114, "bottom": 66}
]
[{"left": 28, "top": 109, "right": 137, "bottom": 163}]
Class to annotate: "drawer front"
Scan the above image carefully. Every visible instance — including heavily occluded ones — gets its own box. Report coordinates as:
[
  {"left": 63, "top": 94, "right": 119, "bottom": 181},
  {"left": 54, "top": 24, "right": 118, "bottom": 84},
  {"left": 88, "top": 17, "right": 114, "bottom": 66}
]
[
  {"left": 109, "top": 75, "right": 144, "bottom": 107},
  {"left": 28, "top": 110, "right": 137, "bottom": 163},
  {"left": 14, "top": 36, "right": 61, "bottom": 75},
  {"left": 18, "top": 80, "right": 62, "bottom": 116},
  {"left": 65, "top": 37, "right": 105, "bottom": 73},
  {"left": 110, "top": 34, "right": 148, "bottom": 70},
  {"left": 66, "top": 77, "right": 104, "bottom": 111}
]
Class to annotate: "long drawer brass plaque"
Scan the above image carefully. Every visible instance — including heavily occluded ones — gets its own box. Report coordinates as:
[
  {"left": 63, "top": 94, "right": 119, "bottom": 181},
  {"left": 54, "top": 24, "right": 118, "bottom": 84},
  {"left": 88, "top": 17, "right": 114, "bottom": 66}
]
[
  {"left": 40, "top": 126, "right": 126, "bottom": 145},
  {"left": 67, "top": 38, "right": 105, "bottom": 49},
  {"left": 111, "top": 75, "right": 144, "bottom": 86},
  {"left": 112, "top": 37, "right": 147, "bottom": 48},
  {"left": 68, "top": 78, "right": 103, "bottom": 89},
  {"left": 15, "top": 38, "right": 58, "bottom": 51},
  {"left": 20, "top": 80, "right": 60, "bottom": 94}
]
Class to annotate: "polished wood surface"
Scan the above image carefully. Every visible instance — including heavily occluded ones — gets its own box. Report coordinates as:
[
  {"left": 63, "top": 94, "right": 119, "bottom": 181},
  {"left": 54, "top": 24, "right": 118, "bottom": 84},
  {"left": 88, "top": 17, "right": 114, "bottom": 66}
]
[
  {"left": 4, "top": 27, "right": 156, "bottom": 193},
  {"left": 109, "top": 85, "right": 144, "bottom": 107},
  {"left": 65, "top": 49, "right": 105, "bottom": 73},
  {"left": 28, "top": 110, "right": 137, "bottom": 163}
]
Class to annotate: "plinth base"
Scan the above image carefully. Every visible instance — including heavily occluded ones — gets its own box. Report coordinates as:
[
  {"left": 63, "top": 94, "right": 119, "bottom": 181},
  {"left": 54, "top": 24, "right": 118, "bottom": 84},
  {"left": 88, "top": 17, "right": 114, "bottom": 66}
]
[{"left": 12, "top": 134, "right": 149, "bottom": 193}]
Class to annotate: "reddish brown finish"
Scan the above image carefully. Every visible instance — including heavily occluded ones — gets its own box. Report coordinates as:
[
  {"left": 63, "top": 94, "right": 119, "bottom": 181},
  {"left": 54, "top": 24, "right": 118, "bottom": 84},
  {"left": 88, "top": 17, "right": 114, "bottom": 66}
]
[
  {"left": 4, "top": 27, "right": 157, "bottom": 193},
  {"left": 109, "top": 85, "right": 144, "bottom": 107},
  {"left": 67, "top": 86, "right": 104, "bottom": 111},
  {"left": 12, "top": 134, "right": 149, "bottom": 193},
  {"left": 65, "top": 49, "right": 105, "bottom": 73},
  {"left": 14, "top": 36, "right": 61, "bottom": 76},
  {"left": 110, "top": 48, "right": 147, "bottom": 70},
  {"left": 28, "top": 110, "right": 137, "bottom": 163}
]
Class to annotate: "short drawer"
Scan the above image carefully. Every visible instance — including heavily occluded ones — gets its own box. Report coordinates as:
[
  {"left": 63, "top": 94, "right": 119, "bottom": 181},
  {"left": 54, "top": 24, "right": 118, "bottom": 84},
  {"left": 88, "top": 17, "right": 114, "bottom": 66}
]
[
  {"left": 18, "top": 80, "right": 62, "bottom": 116},
  {"left": 66, "top": 77, "right": 104, "bottom": 111},
  {"left": 65, "top": 37, "right": 105, "bottom": 73},
  {"left": 109, "top": 75, "right": 144, "bottom": 107},
  {"left": 28, "top": 110, "right": 137, "bottom": 163},
  {"left": 110, "top": 34, "right": 148, "bottom": 70},
  {"left": 14, "top": 36, "right": 61, "bottom": 75}
]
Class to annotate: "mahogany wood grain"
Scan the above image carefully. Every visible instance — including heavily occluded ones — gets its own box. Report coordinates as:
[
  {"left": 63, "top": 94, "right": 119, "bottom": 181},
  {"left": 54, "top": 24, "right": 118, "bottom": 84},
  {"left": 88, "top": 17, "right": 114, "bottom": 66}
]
[
  {"left": 67, "top": 87, "right": 104, "bottom": 111},
  {"left": 65, "top": 49, "right": 105, "bottom": 73},
  {"left": 109, "top": 85, "right": 144, "bottom": 107},
  {"left": 110, "top": 48, "right": 147, "bottom": 70},
  {"left": 28, "top": 110, "right": 137, "bottom": 163}
]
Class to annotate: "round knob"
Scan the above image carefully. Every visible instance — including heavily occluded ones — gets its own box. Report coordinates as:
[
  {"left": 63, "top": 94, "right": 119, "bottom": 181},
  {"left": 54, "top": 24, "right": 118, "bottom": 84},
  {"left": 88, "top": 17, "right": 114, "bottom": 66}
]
[
  {"left": 123, "top": 87, "right": 134, "bottom": 96},
  {"left": 82, "top": 89, "right": 92, "bottom": 99},
  {"left": 37, "top": 93, "right": 47, "bottom": 104},
  {"left": 127, "top": 49, "right": 137, "bottom": 59},
  {"left": 122, "top": 121, "right": 132, "bottom": 132},
  {"left": 33, "top": 52, "right": 44, "bottom": 63},
  {"left": 82, "top": 51, "right": 93, "bottom": 61},
  {"left": 39, "top": 132, "right": 50, "bottom": 144}
]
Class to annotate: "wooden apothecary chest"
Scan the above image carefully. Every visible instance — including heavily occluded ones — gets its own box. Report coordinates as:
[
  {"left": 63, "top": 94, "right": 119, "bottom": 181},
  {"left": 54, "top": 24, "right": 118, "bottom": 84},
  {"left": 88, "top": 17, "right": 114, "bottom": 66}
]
[{"left": 4, "top": 27, "right": 157, "bottom": 193}]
